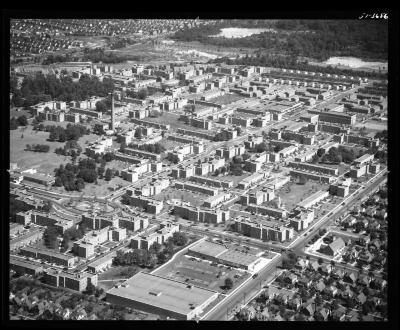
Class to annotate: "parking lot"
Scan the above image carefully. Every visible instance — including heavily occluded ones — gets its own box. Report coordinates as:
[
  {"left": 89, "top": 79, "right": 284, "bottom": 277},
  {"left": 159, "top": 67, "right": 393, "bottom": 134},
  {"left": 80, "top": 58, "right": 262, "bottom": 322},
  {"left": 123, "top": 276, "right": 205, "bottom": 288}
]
[{"left": 152, "top": 253, "right": 250, "bottom": 293}]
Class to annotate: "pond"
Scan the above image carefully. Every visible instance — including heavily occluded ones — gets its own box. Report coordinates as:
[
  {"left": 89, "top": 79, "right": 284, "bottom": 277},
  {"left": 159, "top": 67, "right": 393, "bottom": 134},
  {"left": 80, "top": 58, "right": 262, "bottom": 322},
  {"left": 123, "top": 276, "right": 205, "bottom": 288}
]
[
  {"left": 323, "top": 57, "right": 387, "bottom": 70},
  {"left": 210, "top": 27, "right": 276, "bottom": 38}
]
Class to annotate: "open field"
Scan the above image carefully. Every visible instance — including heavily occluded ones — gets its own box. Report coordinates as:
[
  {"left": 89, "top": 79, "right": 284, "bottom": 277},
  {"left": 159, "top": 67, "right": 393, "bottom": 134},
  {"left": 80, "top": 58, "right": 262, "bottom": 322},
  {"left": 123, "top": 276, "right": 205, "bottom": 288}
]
[
  {"left": 145, "top": 112, "right": 219, "bottom": 134},
  {"left": 220, "top": 172, "right": 251, "bottom": 186},
  {"left": 276, "top": 180, "right": 330, "bottom": 211},
  {"left": 158, "top": 138, "right": 186, "bottom": 151},
  {"left": 353, "top": 120, "right": 387, "bottom": 133},
  {"left": 154, "top": 186, "right": 208, "bottom": 207},
  {"left": 10, "top": 108, "right": 33, "bottom": 119},
  {"left": 10, "top": 126, "right": 67, "bottom": 174},
  {"left": 152, "top": 253, "right": 250, "bottom": 293},
  {"left": 144, "top": 112, "right": 187, "bottom": 130},
  {"left": 208, "top": 93, "right": 244, "bottom": 105}
]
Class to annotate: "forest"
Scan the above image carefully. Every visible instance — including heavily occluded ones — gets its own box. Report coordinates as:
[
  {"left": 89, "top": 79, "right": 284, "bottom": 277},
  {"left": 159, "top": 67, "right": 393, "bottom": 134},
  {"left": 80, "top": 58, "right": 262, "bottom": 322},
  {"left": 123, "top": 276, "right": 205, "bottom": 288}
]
[
  {"left": 10, "top": 71, "right": 115, "bottom": 107},
  {"left": 209, "top": 54, "right": 387, "bottom": 80},
  {"left": 173, "top": 20, "right": 388, "bottom": 62}
]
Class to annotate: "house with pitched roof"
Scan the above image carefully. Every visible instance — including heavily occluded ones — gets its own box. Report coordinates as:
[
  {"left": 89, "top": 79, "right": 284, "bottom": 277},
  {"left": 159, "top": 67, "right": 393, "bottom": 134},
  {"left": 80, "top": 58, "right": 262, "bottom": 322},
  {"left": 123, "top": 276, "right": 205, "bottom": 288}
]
[
  {"left": 320, "top": 237, "right": 345, "bottom": 256},
  {"left": 301, "top": 302, "right": 316, "bottom": 316},
  {"left": 356, "top": 292, "right": 367, "bottom": 304},
  {"left": 343, "top": 272, "right": 357, "bottom": 284}
]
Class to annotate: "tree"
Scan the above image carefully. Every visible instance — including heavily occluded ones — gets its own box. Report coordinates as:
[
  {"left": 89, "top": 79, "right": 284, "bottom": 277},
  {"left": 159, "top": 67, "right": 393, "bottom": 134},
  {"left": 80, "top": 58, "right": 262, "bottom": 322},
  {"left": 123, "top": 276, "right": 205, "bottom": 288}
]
[
  {"left": 17, "top": 115, "right": 28, "bottom": 126},
  {"left": 225, "top": 277, "right": 234, "bottom": 290},
  {"left": 318, "top": 257, "right": 324, "bottom": 265},
  {"left": 172, "top": 232, "right": 188, "bottom": 246},
  {"left": 95, "top": 101, "right": 107, "bottom": 113},
  {"left": 44, "top": 226, "right": 58, "bottom": 249},
  {"left": 84, "top": 282, "right": 96, "bottom": 295},
  {"left": 317, "top": 148, "right": 325, "bottom": 157},
  {"left": 137, "top": 89, "right": 148, "bottom": 100},
  {"left": 10, "top": 117, "right": 18, "bottom": 130},
  {"left": 298, "top": 174, "right": 307, "bottom": 185},
  {"left": 104, "top": 168, "right": 113, "bottom": 181},
  {"left": 149, "top": 242, "right": 162, "bottom": 254}
]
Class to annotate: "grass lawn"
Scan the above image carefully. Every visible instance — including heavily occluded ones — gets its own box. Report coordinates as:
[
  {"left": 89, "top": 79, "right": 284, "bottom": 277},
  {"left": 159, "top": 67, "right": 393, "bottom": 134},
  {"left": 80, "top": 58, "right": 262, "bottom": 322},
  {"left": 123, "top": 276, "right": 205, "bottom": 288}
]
[
  {"left": 79, "top": 176, "right": 131, "bottom": 197},
  {"left": 10, "top": 108, "right": 32, "bottom": 119},
  {"left": 208, "top": 93, "right": 244, "bottom": 105},
  {"left": 153, "top": 187, "right": 206, "bottom": 207},
  {"left": 276, "top": 180, "right": 330, "bottom": 211},
  {"left": 10, "top": 126, "right": 68, "bottom": 174},
  {"left": 222, "top": 172, "right": 253, "bottom": 186},
  {"left": 158, "top": 138, "right": 186, "bottom": 151}
]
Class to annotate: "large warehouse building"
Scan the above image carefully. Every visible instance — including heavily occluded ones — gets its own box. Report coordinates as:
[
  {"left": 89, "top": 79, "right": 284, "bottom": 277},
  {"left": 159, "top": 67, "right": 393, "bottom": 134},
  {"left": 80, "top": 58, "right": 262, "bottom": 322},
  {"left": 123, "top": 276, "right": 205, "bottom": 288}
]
[{"left": 106, "top": 272, "right": 218, "bottom": 320}]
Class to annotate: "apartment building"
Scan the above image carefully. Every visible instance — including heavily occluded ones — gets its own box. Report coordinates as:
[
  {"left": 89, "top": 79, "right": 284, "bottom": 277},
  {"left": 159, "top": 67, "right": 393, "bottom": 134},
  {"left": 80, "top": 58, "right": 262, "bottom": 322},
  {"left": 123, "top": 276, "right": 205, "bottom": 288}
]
[
  {"left": 234, "top": 216, "right": 294, "bottom": 242},
  {"left": 44, "top": 268, "right": 98, "bottom": 292},
  {"left": 174, "top": 202, "right": 230, "bottom": 224},
  {"left": 171, "top": 165, "right": 195, "bottom": 179},
  {"left": 10, "top": 227, "right": 45, "bottom": 251},
  {"left": 288, "top": 209, "right": 315, "bottom": 232},
  {"left": 308, "top": 110, "right": 356, "bottom": 125},
  {"left": 129, "top": 178, "right": 170, "bottom": 197},
  {"left": 10, "top": 257, "right": 44, "bottom": 276},
  {"left": 85, "top": 137, "right": 113, "bottom": 157},
  {"left": 329, "top": 178, "right": 351, "bottom": 197},
  {"left": 131, "top": 221, "right": 179, "bottom": 250},
  {"left": 263, "top": 175, "right": 290, "bottom": 190},
  {"left": 215, "top": 144, "right": 245, "bottom": 159},
  {"left": 297, "top": 190, "right": 329, "bottom": 209},
  {"left": 22, "top": 172, "right": 55, "bottom": 187},
  {"left": 20, "top": 246, "right": 76, "bottom": 267},
  {"left": 246, "top": 205, "right": 287, "bottom": 219},
  {"left": 240, "top": 189, "right": 275, "bottom": 206},
  {"left": 175, "top": 181, "right": 219, "bottom": 197},
  {"left": 194, "top": 157, "right": 225, "bottom": 176},
  {"left": 290, "top": 169, "right": 335, "bottom": 184},
  {"left": 288, "top": 161, "right": 338, "bottom": 176},
  {"left": 244, "top": 134, "right": 264, "bottom": 149},
  {"left": 354, "top": 153, "right": 375, "bottom": 166},
  {"left": 189, "top": 175, "right": 233, "bottom": 189},
  {"left": 122, "top": 147, "right": 162, "bottom": 161},
  {"left": 125, "top": 195, "right": 164, "bottom": 214},
  {"left": 203, "top": 192, "right": 231, "bottom": 208},
  {"left": 237, "top": 172, "right": 268, "bottom": 190}
]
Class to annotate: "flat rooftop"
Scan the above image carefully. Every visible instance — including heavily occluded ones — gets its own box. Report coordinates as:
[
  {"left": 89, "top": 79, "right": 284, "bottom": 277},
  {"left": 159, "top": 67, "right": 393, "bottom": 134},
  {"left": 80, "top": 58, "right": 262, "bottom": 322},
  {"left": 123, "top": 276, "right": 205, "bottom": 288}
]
[
  {"left": 21, "top": 246, "right": 75, "bottom": 261},
  {"left": 297, "top": 190, "right": 329, "bottom": 208},
  {"left": 87, "top": 251, "right": 116, "bottom": 268},
  {"left": 107, "top": 272, "right": 218, "bottom": 316},
  {"left": 188, "top": 240, "right": 228, "bottom": 258},
  {"left": 10, "top": 256, "right": 44, "bottom": 270},
  {"left": 218, "top": 249, "right": 260, "bottom": 267}
]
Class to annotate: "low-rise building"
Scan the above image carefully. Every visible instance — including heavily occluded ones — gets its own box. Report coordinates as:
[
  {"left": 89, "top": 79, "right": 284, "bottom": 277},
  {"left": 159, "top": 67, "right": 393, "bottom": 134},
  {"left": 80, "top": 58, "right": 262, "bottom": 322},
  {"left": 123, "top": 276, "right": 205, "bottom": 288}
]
[
  {"left": 297, "top": 190, "right": 329, "bottom": 209},
  {"left": 43, "top": 268, "right": 98, "bottom": 292}
]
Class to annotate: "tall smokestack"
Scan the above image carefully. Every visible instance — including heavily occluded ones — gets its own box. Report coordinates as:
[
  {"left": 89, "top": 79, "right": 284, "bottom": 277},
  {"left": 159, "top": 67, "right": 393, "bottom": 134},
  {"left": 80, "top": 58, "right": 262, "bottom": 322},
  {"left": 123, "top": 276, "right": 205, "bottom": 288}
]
[{"left": 109, "top": 92, "right": 115, "bottom": 130}]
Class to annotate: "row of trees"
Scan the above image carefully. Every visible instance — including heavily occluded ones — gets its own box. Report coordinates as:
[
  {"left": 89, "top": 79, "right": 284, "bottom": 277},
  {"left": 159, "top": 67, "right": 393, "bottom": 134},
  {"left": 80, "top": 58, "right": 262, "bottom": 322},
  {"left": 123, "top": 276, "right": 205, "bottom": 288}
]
[
  {"left": 113, "top": 232, "right": 189, "bottom": 269},
  {"left": 10, "top": 115, "right": 28, "bottom": 129},
  {"left": 25, "top": 144, "right": 50, "bottom": 152},
  {"left": 10, "top": 71, "right": 115, "bottom": 108},
  {"left": 82, "top": 47, "right": 128, "bottom": 64},
  {"left": 48, "top": 124, "right": 90, "bottom": 142},
  {"left": 60, "top": 223, "right": 88, "bottom": 252},
  {"left": 210, "top": 53, "right": 387, "bottom": 80},
  {"left": 54, "top": 158, "right": 117, "bottom": 191},
  {"left": 176, "top": 20, "right": 387, "bottom": 62},
  {"left": 55, "top": 140, "right": 83, "bottom": 158},
  {"left": 129, "top": 143, "right": 166, "bottom": 154}
]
